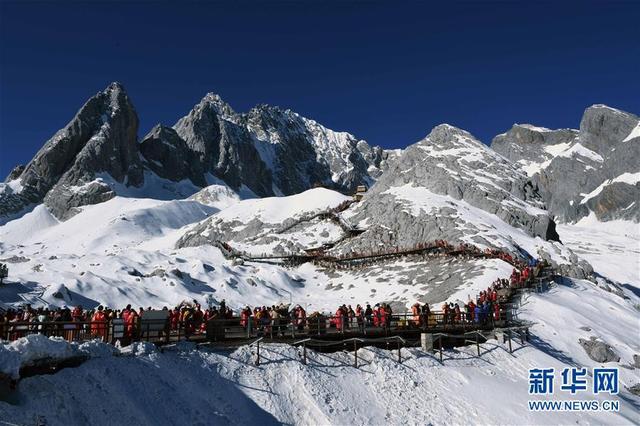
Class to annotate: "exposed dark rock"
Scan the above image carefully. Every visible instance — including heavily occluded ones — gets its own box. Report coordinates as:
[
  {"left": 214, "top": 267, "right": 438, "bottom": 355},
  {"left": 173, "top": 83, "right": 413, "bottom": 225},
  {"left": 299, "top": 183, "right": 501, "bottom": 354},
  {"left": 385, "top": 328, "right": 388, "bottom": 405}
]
[
  {"left": 169, "top": 268, "right": 184, "bottom": 279},
  {"left": 578, "top": 337, "right": 620, "bottom": 363},
  {"left": 140, "top": 125, "right": 206, "bottom": 186},
  {"left": 126, "top": 267, "right": 144, "bottom": 277},
  {"left": 173, "top": 94, "right": 388, "bottom": 196},
  {"left": 0, "top": 256, "right": 30, "bottom": 263},
  {"left": 492, "top": 105, "right": 639, "bottom": 223},
  {"left": 0, "top": 82, "right": 144, "bottom": 221},
  {"left": 4, "top": 165, "right": 25, "bottom": 182}
]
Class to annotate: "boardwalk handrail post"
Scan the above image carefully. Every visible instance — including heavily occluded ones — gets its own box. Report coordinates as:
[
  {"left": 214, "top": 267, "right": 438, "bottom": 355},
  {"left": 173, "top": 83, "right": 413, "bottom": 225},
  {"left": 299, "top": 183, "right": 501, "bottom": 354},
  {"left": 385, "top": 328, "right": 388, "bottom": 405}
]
[
  {"left": 353, "top": 339, "right": 358, "bottom": 368},
  {"left": 476, "top": 332, "right": 480, "bottom": 357},
  {"left": 508, "top": 329, "right": 513, "bottom": 353},
  {"left": 397, "top": 339, "right": 401, "bottom": 364},
  {"left": 303, "top": 342, "right": 307, "bottom": 365},
  {"left": 256, "top": 339, "right": 261, "bottom": 366}
]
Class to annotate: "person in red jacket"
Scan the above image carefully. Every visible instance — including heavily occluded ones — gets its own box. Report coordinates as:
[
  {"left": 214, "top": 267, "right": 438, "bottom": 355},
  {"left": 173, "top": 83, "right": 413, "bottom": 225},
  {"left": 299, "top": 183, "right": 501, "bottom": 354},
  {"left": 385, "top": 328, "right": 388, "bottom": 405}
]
[
  {"left": 384, "top": 304, "right": 392, "bottom": 329},
  {"left": 372, "top": 305, "right": 380, "bottom": 327},
  {"left": 194, "top": 305, "right": 204, "bottom": 332},
  {"left": 355, "top": 304, "right": 364, "bottom": 331},
  {"left": 122, "top": 305, "right": 132, "bottom": 336},
  {"left": 335, "top": 307, "right": 344, "bottom": 331},
  {"left": 467, "top": 300, "right": 476, "bottom": 322},
  {"left": 379, "top": 305, "right": 387, "bottom": 329},
  {"left": 494, "top": 303, "right": 501, "bottom": 321},
  {"left": 91, "top": 306, "right": 107, "bottom": 341},
  {"left": 126, "top": 309, "right": 138, "bottom": 340},
  {"left": 240, "top": 306, "right": 250, "bottom": 328},
  {"left": 72, "top": 305, "right": 83, "bottom": 322},
  {"left": 411, "top": 303, "right": 421, "bottom": 326},
  {"left": 170, "top": 307, "right": 180, "bottom": 330}
]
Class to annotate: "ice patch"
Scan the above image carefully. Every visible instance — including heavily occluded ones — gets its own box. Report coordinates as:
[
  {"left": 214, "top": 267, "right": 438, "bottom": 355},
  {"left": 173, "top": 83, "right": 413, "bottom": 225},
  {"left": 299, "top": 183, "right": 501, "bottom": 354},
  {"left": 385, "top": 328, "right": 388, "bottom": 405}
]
[
  {"left": 580, "top": 172, "right": 640, "bottom": 204},
  {"left": 622, "top": 121, "right": 640, "bottom": 142},
  {"left": 557, "top": 143, "right": 604, "bottom": 163}
]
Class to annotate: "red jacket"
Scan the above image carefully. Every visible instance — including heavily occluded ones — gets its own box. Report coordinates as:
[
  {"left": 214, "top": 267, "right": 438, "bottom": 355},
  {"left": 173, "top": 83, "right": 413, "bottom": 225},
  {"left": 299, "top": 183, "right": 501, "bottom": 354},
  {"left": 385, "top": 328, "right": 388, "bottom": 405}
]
[{"left": 91, "top": 311, "right": 107, "bottom": 337}]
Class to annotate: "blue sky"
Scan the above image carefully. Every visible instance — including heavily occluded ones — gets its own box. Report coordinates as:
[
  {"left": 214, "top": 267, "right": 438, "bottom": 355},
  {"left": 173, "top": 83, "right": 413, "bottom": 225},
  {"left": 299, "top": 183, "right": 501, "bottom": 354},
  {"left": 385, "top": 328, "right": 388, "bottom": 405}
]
[{"left": 1, "top": 1, "right": 638, "bottom": 177}]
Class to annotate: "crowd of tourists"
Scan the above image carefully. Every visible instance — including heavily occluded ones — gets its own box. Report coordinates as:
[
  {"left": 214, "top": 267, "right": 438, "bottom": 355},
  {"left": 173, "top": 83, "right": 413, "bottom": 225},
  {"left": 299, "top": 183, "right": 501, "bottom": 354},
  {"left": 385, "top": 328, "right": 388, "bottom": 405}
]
[
  {"left": 0, "top": 253, "right": 545, "bottom": 342},
  {"left": 0, "top": 301, "right": 237, "bottom": 341}
]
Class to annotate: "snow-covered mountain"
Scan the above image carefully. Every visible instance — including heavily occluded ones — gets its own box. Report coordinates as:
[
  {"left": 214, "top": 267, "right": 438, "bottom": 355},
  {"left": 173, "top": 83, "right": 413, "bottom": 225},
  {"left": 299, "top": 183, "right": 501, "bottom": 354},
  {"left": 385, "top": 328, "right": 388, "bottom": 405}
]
[
  {"left": 492, "top": 105, "right": 640, "bottom": 223},
  {"left": 1, "top": 90, "right": 639, "bottom": 424},
  {"left": 170, "top": 93, "right": 389, "bottom": 196},
  {"left": 0, "top": 83, "right": 144, "bottom": 221},
  {"left": 0, "top": 83, "right": 389, "bottom": 222},
  {"left": 1, "top": 86, "right": 636, "bottom": 310}
]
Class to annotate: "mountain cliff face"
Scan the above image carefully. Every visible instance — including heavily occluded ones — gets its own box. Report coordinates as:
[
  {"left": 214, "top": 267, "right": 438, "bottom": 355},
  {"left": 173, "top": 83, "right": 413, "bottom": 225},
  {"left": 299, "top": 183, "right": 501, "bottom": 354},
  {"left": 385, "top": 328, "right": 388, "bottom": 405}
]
[
  {"left": 171, "top": 94, "right": 387, "bottom": 196},
  {"left": 338, "top": 124, "right": 559, "bottom": 253},
  {"left": 0, "top": 83, "right": 144, "bottom": 221},
  {"left": 172, "top": 94, "right": 275, "bottom": 196},
  {"left": 3, "top": 83, "right": 636, "bottom": 228},
  {"left": 492, "top": 105, "right": 639, "bottom": 223},
  {"left": 0, "top": 84, "right": 388, "bottom": 222},
  {"left": 139, "top": 124, "right": 207, "bottom": 187}
]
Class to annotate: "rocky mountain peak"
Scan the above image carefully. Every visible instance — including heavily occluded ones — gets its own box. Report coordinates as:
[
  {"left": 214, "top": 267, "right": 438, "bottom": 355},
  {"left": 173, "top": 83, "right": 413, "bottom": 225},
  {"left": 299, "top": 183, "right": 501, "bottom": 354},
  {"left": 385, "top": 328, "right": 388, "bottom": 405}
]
[
  {"left": 4, "top": 165, "right": 25, "bottom": 182},
  {"left": 197, "top": 92, "right": 238, "bottom": 122},
  {"left": 341, "top": 124, "right": 558, "bottom": 258},
  {"left": 140, "top": 124, "right": 206, "bottom": 187},
  {"left": 169, "top": 92, "right": 386, "bottom": 197},
  {"left": 579, "top": 104, "right": 639, "bottom": 153},
  {"left": 492, "top": 104, "right": 639, "bottom": 223},
  {"left": 0, "top": 82, "right": 143, "bottom": 221},
  {"left": 421, "top": 123, "right": 482, "bottom": 147},
  {"left": 507, "top": 124, "right": 578, "bottom": 143}
]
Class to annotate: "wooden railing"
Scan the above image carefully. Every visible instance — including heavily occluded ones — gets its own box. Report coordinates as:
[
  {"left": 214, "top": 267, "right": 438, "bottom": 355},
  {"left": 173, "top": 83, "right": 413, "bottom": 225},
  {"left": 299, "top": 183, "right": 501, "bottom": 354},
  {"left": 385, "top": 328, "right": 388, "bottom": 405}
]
[{"left": 0, "top": 306, "right": 512, "bottom": 346}]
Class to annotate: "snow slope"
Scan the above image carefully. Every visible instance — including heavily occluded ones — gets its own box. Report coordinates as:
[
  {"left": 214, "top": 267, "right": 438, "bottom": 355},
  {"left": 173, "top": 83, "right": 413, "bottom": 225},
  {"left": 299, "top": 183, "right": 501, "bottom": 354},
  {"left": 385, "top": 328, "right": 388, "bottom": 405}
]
[
  {"left": 557, "top": 216, "right": 640, "bottom": 289},
  {"left": 2, "top": 277, "right": 639, "bottom": 426},
  {"left": 209, "top": 187, "right": 348, "bottom": 227},
  {"left": 1, "top": 183, "right": 636, "bottom": 314},
  {"left": 0, "top": 189, "right": 356, "bottom": 311}
]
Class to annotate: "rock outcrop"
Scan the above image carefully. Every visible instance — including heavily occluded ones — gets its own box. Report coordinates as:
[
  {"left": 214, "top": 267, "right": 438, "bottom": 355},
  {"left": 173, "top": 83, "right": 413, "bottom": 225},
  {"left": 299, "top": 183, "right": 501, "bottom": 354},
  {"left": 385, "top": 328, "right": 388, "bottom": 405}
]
[
  {"left": 139, "top": 124, "right": 206, "bottom": 186},
  {"left": 1, "top": 82, "right": 144, "bottom": 220},
  {"left": 578, "top": 337, "right": 620, "bottom": 363},
  {"left": 4, "top": 165, "right": 25, "bottom": 182},
  {"left": 177, "top": 188, "right": 350, "bottom": 252},
  {"left": 336, "top": 124, "right": 558, "bottom": 257},
  {"left": 491, "top": 124, "right": 578, "bottom": 176},
  {"left": 1, "top": 85, "right": 390, "bottom": 222},
  {"left": 171, "top": 94, "right": 389, "bottom": 197},
  {"left": 492, "top": 105, "right": 639, "bottom": 223},
  {"left": 173, "top": 94, "right": 274, "bottom": 196}
]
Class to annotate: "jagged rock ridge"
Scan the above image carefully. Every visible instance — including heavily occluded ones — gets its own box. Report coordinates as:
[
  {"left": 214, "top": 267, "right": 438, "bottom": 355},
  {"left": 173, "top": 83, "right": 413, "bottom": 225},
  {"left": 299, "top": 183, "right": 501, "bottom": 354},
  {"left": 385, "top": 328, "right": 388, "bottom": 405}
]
[
  {"left": 1, "top": 84, "right": 390, "bottom": 221},
  {"left": 336, "top": 124, "right": 560, "bottom": 256},
  {"left": 168, "top": 94, "right": 389, "bottom": 197},
  {"left": 1, "top": 83, "right": 144, "bottom": 220},
  {"left": 492, "top": 105, "right": 640, "bottom": 222}
]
